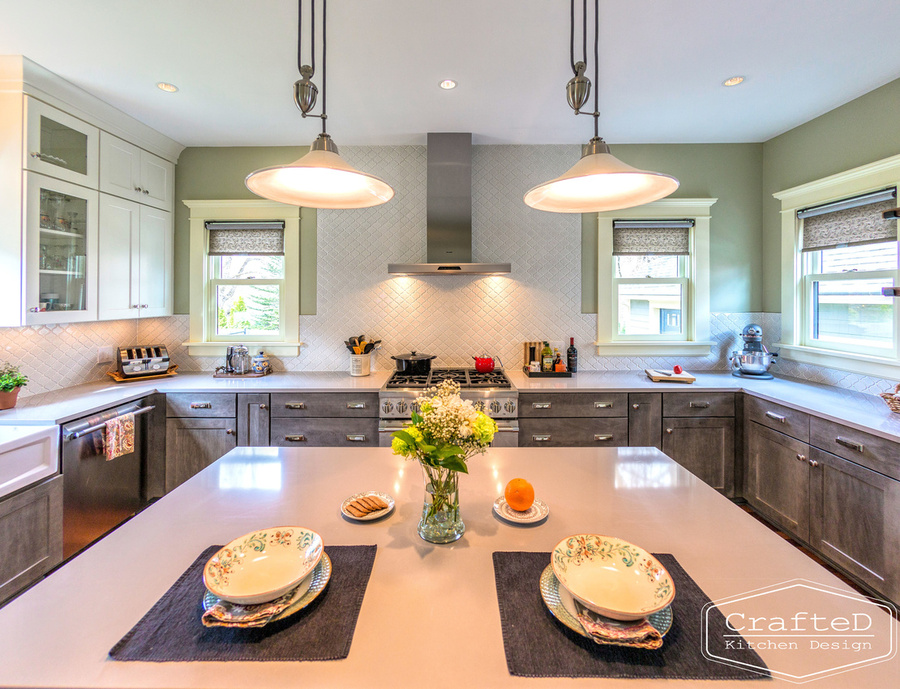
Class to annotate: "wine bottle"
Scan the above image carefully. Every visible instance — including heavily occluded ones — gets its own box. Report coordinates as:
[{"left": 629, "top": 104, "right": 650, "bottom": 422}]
[
  {"left": 541, "top": 341, "right": 553, "bottom": 372},
  {"left": 567, "top": 337, "right": 578, "bottom": 373}
]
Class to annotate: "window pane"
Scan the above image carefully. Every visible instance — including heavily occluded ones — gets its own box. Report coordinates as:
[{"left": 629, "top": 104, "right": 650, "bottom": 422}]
[
  {"left": 617, "top": 284, "right": 683, "bottom": 335},
  {"left": 811, "top": 278, "right": 893, "bottom": 349},
  {"left": 214, "top": 255, "right": 284, "bottom": 279},
  {"left": 819, "top": 242, "right": 898, "bottom": 274},
  {"left": 615, "top": 255, "right": 680, "bottom": 279},
  {"left": 216, "top": 284, "right": 281, "bottom": 337}
]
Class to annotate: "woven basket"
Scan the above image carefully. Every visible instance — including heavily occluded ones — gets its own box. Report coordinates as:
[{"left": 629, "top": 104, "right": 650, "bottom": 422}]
[{"left": 879, "top": 383, "right": 900, "bottom": 414}]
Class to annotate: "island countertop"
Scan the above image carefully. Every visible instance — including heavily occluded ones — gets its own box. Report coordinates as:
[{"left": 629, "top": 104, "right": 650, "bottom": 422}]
[{"left": 0, "top": 446, "right": 895, "bottom": 688}]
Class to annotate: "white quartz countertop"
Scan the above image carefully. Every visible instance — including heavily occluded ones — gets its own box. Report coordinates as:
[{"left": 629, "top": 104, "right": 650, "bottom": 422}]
[{"left": 0, "top": 446, "right": 895, "bottom": 688}]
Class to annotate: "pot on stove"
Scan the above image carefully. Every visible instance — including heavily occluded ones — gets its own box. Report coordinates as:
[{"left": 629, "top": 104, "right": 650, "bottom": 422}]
[{"left": 391, "top": 351, "right": 437, "bottom": 375}]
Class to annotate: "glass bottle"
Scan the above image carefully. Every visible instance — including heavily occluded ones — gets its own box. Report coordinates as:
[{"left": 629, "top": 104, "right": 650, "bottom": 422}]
[
  {"left": 567, "top": 337, "right": 578, "bottom": 373},
  {"left": 541, "top": 341, "right": 553, "bottom": 372}
]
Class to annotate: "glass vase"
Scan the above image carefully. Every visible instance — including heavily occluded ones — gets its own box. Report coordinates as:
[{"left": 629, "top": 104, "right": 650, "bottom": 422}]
[{"left": 417, "top": 461, "right": 465, "bottom": 544}]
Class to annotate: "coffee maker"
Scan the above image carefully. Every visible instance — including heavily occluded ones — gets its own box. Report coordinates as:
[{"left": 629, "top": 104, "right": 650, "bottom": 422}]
[{"left": 731, "top": 324, "right": 778, "bottom": 379}]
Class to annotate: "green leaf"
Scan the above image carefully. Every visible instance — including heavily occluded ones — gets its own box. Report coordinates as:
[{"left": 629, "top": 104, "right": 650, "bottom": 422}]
[
  {"left": 437, "top": 456, "right": 469, "bottom": 473},
  {"left": 391, "top": 430, "right": 416, "bottom": 447},
  {"left": 411, "top": 411, "right": 423, "bottom": 424}
]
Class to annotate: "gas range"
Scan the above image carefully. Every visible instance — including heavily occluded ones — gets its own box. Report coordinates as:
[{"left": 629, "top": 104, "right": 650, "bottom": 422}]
[{"left": 379, "top": 368, "right": 518, "bottom": 419}]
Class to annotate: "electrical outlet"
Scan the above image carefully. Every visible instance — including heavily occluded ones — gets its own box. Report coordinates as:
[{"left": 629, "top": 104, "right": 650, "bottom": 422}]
[{"left": 97, "top": 345, "right": 115, "bottom": 364}]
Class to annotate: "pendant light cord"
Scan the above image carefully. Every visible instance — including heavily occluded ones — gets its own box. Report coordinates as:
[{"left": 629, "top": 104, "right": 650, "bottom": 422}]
[
  {"left": 570, "top": 0, "right": 587, "bottom": 75},
  {"left": 592, "top": 0, "right": 599, "bottom": 138},
  {"left": 322, "top": 0, "right": 327, "bottom": 133},
  {"left": 297, "top": 0, "right": 327, "bottom": 132}
]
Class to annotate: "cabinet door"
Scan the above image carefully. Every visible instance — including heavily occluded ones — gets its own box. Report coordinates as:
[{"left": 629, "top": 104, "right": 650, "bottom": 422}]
[
  {"left": 518, "top": 417, "right": 628, "bottom": 447},
  {"left": 238, "top": 394, "right": 270, "bottom": 446},
  {"left": 628, "top": 393, "right": 661, "bottom": 449},
  {"left": 662, "top": 417, "right": 735, "bottom": 495},
  {"left": 809, "top": 447, "right": 900, "bottom": 601},
  {"left": 98, "top": 194, "right": 139, "bottom": 320},
  {"left": 270, "top": 418, "right": 379, "bottom": 447},
  {"left": 138, "top": 206, "right": 173, "bottom": 317},
  {"left": 24, "top": 172, "right": 99, "bottom": 324},
  {"left": 165, "top": 418, "right": 236, "bottom": 492},
  {"left": 99, "top": 132, "right": 143, "bottom": 203},
  {"left": 0, "top": 475, "right": 63, "bottom": 604},
  {"left": 24, "top": 97, "right": 99, "bottom": 187},
  {"left": 140, "top": 151, "right": 174, "bottom": 210},
  {"left": 746, "top": 422, "right": 810, "bottom": 541}
]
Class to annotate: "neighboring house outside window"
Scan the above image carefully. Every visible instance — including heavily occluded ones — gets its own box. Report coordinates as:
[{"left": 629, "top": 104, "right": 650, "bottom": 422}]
[
  {"left": 184, "top": 200, "right": 303, "bottom": 356},
  {"left": 775, "top": 155, "right": 900, "bottom": 378},
  {"left": 595, "top": 198, "right": 716, "bottom": 356}
]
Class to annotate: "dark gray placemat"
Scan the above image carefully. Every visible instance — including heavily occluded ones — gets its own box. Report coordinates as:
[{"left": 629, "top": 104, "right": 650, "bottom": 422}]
[
  {"left": 492, "top": 551, "right": 772, "bottom": 679},
  {"left": 110, "top": 544, "right": 376, "bottom": 662}
]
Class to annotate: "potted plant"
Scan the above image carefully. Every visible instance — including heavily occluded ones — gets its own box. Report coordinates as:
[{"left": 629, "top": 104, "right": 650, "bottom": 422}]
[{"left": 0, "top": 362, "right": 28, "bottom": 410}]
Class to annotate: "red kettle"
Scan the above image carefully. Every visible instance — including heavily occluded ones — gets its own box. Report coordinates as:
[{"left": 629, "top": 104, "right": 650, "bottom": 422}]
[{"left": 473, "top": 355, "right": 501, "bottom": 373}]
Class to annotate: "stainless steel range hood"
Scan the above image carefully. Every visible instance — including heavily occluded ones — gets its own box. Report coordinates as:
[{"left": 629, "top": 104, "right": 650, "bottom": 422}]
[{"left": 388, "top": 133, "right": 511, "bottom": 275}]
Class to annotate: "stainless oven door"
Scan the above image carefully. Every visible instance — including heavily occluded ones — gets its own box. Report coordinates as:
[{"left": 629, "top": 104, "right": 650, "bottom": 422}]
[{"left": 378, "top": 420, "right": 519, "bottom": 448}]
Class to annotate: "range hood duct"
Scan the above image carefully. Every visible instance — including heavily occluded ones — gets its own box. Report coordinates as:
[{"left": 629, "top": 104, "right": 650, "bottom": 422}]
[{"left": 388, "top": 133, "right": 511, "bottom": 275}]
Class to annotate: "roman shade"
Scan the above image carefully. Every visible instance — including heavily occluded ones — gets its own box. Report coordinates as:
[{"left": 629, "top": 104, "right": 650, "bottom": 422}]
[
  {"left": 799, "top": 189, "right": 898, "bottom": 252},
  {"left": 612, "top": 220, "right": 693, "bottom": 256},
  {"left": 206, "top": 221, "right": 285, "bottom": 256}
]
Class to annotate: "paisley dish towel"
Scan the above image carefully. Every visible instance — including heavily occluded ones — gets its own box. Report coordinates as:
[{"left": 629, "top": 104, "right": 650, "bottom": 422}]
[{"left": 105, "top": 412, "right": 135, "bottom": 461}]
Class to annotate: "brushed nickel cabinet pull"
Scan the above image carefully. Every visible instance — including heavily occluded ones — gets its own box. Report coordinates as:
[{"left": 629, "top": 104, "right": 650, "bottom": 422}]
[
  {"left": 689, "top": 401, "right": 710, "bottom": 409},
  {"left": 532, "top": 403, "right": 552, "bottom": 409},
  {"left": 594, "top": 402, "right": 612, "bottom": 408},
  {"left": 259, "top": 403, "right": 268, "bottom": 410},
  {"left": 632, "top": 403, "right": 640, "bottom": 409},
  {"left": 190, "top": 402, "right": 212, "bottom": 409},
  {"left": 346, "top": 434, "right": 367, "bottom": 442},
  {"left": 286, "top": 402, "right": 306, "bottom": 410},
  {"left": 796, "top": 453, "right": 806, "bottom": 462},
  {"left": 225, "top": 428, "right": 234, "bottom": 435},
  {"left": 594, "top": 434, "right": 613, "bottom": 441},
  {"left": 532, "top": 435, "right": 551, "bottom": 442},
  {"left": 285, "top": 435, "right": 306, "bottom": 442},
  {"left": 666, "top": 428, "right": 674, "bottom": 434},
  {"left": 835, "top": 437, "right": 864, "bottom": 453},
  {"left": 765, "top": 411, "right": 786, "bottom": 422},
  {"left": 808, "top": 458, "right": 819, "bottom": 467},
  {"left": 346, "top": 402, "right": 367, "bottom": 409}
]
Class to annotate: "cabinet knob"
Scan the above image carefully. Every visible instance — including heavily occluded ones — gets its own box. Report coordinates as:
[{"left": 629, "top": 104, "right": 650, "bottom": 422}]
[
  {"left": 808, "top": 458, "right": 819, "bottom": 467},
  {"left": 143, "top": 189, "right": 150, "bottom": 195},
  {"left": 632, "top": 403, "right": 640, "bottom": 409},
  {"left": 225, "top": 428, "right": 235, "bottom": 435},
  {"left": 131, "top": 304, "right": 139, "bottom": 309},
  {"left": 259, "top": 403, "right": 268, "bottom": 410},
  {"left": 29, "top": 306, "right": 40, "bottom": 312},
  {"left": 666, "top": 428, "right": 673, "bottom": 434},
  {"left": 796, "top": 453, "right": 806, "bottom": 462},
  {"left": 141, "top": 304, "right": 148, "bottom": 309},
  {"left": 134, "top": 186, "right": 143, "bottom": 192}
]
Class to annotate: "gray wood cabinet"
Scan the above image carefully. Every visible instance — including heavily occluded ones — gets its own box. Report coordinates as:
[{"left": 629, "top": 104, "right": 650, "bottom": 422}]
[
  {"left": 662, "top": 417, "right": 735, "bottom": 495},
  {"left": 269, "top": 392, "right": 379, "bottom": 447},
  {"left": 628, "top": 393, "right": 661, "bottom": 449},
  {"left": 0, "top": 475, "right": 63, "bottom": 604},
  {"left": 237, "top": 393, "right": 270, "bottom": 446},
  {"left": 165, "top": 418, "right": 237, "bottom": 491},
  {"left": 518, "top": 392, "right": 628, "bottom": 447}
]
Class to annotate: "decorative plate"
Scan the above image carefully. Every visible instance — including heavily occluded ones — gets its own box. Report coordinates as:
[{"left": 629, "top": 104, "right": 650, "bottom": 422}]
[
  {"left": 203, "top": 526, "right": 324, "bottom": 605},
  {"left": 203, "top": 552, "right": 332, "bottom": 626},
  {"left": 539, "top": 564, "right": 672, "bottom": 641},
  {"left": 551, "top": 534, "right": 675, "bottom": 621},
  {"left": 492, "top": 496, "right": 549, "bottom": 524},
  {"left": 340, "top": 491, "right": 395, "bottom": 521}
]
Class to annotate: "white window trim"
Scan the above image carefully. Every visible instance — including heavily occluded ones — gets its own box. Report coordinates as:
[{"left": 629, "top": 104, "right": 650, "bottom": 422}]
[
  {"left": 774, "top": 154, "right": 900, "bottom": 378},
  {"left": 184, "top": 199, "right": 303, "bottom": 357},
  {"left": 595, "top": 198, "right": 716, "bottom": 356}
]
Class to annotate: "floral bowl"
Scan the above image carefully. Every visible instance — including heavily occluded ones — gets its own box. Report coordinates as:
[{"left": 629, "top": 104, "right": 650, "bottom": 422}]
[
  {"left": 203, "top": 527, "right": 324, "bottom": 605},
  {"left": 551, "top": 534, "right": 674, "bottom": 621}
]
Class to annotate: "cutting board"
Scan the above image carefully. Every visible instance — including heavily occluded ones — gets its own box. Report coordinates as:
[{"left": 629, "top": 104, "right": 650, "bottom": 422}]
[{"left": 645, "top": 368, "right": 696, "bottom": 383}]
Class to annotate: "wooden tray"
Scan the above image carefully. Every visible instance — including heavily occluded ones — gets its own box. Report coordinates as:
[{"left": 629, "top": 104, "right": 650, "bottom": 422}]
[
  {"left": 523, "top": 369, "right": 572, "bottom": 378},
  {"left": 107, "top": 365, "right": 178, "bottom": 383},
  {"left": 645, "top": 368, "right": 696, "bottom": 384}
]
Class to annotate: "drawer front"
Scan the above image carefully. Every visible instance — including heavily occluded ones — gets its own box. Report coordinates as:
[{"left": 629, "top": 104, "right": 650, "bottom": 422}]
[
  {"left": 519, "top": 417, "right": 628, "bottom": 447},
  {"left": 270, "top": 393, "right": 379, "bottom": 418},
  {"left": 745, "top": 395, "right": 809, "bottom": 443},
  {"left": 166, "top": 393, "right": 236, "bottom": 418},
  {"left": 810, "top": 417, "right": 900, "bottom": 481},
  {"left": 518, "top": 393, "right": 627, "bottom": 418},
  {"left": 662, "top": 392, "right": 734, "bottom": 417},
  {"left": 270, "top": 417, "right": 379, "bottom": 447}
]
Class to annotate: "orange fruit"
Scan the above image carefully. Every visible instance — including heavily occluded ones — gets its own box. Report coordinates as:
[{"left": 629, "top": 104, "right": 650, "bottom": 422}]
[{"left": 505, "top": 478, "right": 535, "bottom": 512}]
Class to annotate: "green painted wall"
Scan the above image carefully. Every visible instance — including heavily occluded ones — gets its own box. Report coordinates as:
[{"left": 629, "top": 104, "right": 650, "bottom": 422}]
[
  {"left": 581, "top": 143, "right": 763, "bottom": 313},
  {"left": 761, "top": 78, "right": 900, "bottom": 312},
  {"left": 172, "top": 146, "right": 317, "bottom": 315}
]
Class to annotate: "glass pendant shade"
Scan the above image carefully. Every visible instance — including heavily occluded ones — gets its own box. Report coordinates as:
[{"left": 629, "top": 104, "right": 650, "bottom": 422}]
[
  {"left": 246, "top": 135, "right": 394, "bottom": 209},
  {"left": 524, "top": 144, "right": 680, "bottom": 213}
]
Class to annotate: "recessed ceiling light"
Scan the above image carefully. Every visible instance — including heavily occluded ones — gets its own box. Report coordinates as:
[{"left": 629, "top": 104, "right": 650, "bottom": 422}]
[
  {"left": 723, "top": 76, "right": 744, "bottom": 87},
  {"left": 156, "top": 82, "right": 179, "bottom": 93},
  {"left": 439, "top": 79, "right": 457, "bottom": 90}
]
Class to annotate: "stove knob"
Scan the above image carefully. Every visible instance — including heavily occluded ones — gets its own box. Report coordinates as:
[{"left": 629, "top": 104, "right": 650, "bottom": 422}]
[
  {"left": 381, "top": 401, "right": 394, "bottom": 414},
  {"left": 410, "top": 402, "right": 420, "bottom": 414},
  {"left": 504, "top": 400, "right": 516, "bottom": 414},
  {"left": 489, "top": 400, "right": 501, "bottom": 414},
  {"left": 473, "top": 400, "right": 485, "bottom": 412},
  {"left": 397, "top": 400, "right": 408, "bottom": 414}
]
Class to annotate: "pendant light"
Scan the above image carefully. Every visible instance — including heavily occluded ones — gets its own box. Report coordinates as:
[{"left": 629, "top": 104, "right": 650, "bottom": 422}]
[
  {"left": 246, "top": 0, "right": 394, "bottom": 209},
  {"left": 525, "top": 0, "right": 678, "bottom": 213}
]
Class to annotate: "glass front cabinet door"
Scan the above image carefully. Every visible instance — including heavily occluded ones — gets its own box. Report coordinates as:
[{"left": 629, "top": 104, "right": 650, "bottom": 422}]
[
  {"left": 24, "top": 97, "right": 99, "bottom": 188},
  {"left": 24, "top": 172, "right": 99, "bottom": 324}
]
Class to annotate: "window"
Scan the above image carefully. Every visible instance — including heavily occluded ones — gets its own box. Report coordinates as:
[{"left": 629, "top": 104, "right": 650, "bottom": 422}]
[
  {"left": 185, "top": 201, "right": 303, "bottom": 356},
  {"left": 595, "top": 199, "right": 716, "bottom": 356},
  {"left": 775, "top": 154, "right": 900, "bottom": 378}
]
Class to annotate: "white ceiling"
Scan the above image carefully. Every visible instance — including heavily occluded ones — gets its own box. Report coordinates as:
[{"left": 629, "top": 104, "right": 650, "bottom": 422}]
[{"left": 2, "top": 0, "right": 900, "bottom": 147}]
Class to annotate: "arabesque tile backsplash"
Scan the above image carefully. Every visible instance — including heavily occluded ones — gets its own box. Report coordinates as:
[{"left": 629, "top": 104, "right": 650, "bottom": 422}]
[{"left": 1, "top": 145, "right": 897, "bottom": 399}]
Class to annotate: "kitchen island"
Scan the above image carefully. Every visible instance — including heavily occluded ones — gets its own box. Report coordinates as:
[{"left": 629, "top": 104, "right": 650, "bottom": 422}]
[{"left": 0, "top": 446, "right": 896, "bottom": 687}]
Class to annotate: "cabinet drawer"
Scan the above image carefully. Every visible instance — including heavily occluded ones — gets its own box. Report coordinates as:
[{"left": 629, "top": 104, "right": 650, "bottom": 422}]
[
  {"left": 810, "top": 417, "right": 900, "bottom": 481},
  {"left": 746, "top": 395, "right": 809, "bottom": 443},
  {"left": 270, "top": 418, "right": 378, "bottom": 447},
  {"left": 519, "top": 417, "right": 628, "bottom": 447},
  {"left": 270, "top": 393, "right": 379, "bottom": 418},
  {"left": 166, "top": 393, "right": 236, "bottom": 418},
  {"left": 518, "top": 393, "right": 627, "bottom": 418},
  {"left": 663, "top": 392, "right": 734, "bottom": 417}
]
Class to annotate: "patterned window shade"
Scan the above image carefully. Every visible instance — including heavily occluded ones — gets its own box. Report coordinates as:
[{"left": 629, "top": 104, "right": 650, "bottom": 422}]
[
  {"left": 612, "top": 220, "right": 693, "bottom": 256},
  {"left": 800, "top": 191, "right": 897, "bottom": 252},
  {"left": 206, "top": 221, "right": 285, "bottom": 256}
]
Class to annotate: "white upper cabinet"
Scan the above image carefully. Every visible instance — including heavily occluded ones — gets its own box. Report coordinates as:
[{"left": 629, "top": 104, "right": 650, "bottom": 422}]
[
  {"left": 100, "top": 132, "right": 174, "bottom": 210},
  {"left": 24, "top": 97, "right": 99, "bottom": 188},
  {"left": 138, "top": 205, "right": 174, "bottom": 317}
]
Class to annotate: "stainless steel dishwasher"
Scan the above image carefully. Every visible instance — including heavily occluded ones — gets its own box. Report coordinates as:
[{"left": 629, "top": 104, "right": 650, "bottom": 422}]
[{"left": 61, "top": 400, "right": 154, "bottom": 559}]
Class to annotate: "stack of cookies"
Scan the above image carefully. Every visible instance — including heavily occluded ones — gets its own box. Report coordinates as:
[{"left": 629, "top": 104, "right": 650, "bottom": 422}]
[{"left": 344, "top": 494, "right": 390, "bottom": 518}]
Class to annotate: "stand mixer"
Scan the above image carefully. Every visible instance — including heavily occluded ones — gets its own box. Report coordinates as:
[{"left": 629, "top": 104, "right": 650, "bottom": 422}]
[{"left": 731, "top": 324, "right": 778, "bottom": 379}]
